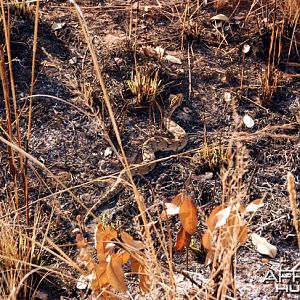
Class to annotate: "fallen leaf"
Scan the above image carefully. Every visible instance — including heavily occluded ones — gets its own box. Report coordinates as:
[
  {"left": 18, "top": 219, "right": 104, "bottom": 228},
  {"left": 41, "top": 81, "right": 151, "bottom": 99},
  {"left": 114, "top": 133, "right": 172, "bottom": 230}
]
[
  {"left": 202, "top": 231, "right": 213, "bottom": 250},
  {"left": 155, "top": 46, "right": 165, "bottom": 58},
  {"left": 246, "top": 198, "right": 264, "bottom": 213},
  {"left": 121, "top": 232, "right": 144, "bottom": 251},
  {"left": 224, "top": 91, "right": 231, "bottom": 102},
  {"left": 106, "top": 255, "right": 127, "bottom": 292},
  {"left": 51, "top": 22, "right": 65, "bottom": 31},
  {"left": 243, "top": 114, "right": 254, "bottom": 128},
  {"left": 238, "top": 224, "right": 248, "bottom": 245},
  {"left": 165, "top": 54, "right": 182, "bottom": 64},
  {"left": 207, "top": 204, "right": 226, "bottom": 230},
  {"left": 210, "top": 14, "right": 229, "bottom": 23},
  {"left": 205, "top": 249, "right": 214, "bottom": 265},
  {"left": 243, "top": 44, "right": 251, "bottom": 54},
  {"left": 92, "top": 263, "right": 108, "bottom": 291},
  {"left": 215, "top": 205, "right": 231, "bottom": 228},
  {"left": 179, "top": 195, "right": 198, "bottom": 234},
  {"left": 174, "top": 227, "right": 191, "bottom": 251},
  {"left": 251, "top": 233, "right": 277, "bottom": 258}
]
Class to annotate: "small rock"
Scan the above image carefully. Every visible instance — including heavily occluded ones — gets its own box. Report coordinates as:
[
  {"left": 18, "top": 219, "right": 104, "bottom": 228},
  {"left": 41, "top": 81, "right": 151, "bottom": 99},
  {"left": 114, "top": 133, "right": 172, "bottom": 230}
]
[
  {"left": 243, "top": 114, "right": 255, "bottom": 128},
  {"left": 69, "top": 57, "right": 77, "bottom": 64},
  {"left": 104, "top": 147, "right": 113, "bottom": 157},
  {"left": 51, "top": 22, "right": 65, "bottom": 31}
]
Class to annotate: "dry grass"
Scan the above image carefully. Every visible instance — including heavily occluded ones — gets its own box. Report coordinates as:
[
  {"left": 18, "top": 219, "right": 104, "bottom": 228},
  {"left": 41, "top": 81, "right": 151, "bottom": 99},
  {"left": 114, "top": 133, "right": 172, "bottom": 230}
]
[
  {"left": 288, "top": 172, "right": 300, "bottom": 250},
  {"left": 0, "top": 205, "right": 38, "bottom": 299},
  {"left": 127, "top": 66, "right": 162, "bottom": 106}
]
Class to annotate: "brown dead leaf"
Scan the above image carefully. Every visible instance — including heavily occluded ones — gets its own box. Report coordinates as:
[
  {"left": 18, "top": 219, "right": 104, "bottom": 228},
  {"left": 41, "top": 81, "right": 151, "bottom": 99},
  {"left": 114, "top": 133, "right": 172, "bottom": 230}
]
[
  {"left": 246, "top": 198, "right": 264, "bottom": 213},
  {"left": 205, "top": 249, "right": 214, "bottom": 265},
  {"left": 239, "top": 225, "right": 248, "bottom": 245},
  {"left": 91, "top": 263, "right": 108, "bottom": 291},
  {"left": 251, "top": 233, "right": 277, "bottom": 258},
  {"left": 106, "top": 255, "right": 127, "bottom": 292},
  {"left": 140, "top": 273, "right": 151, "bottom": 293},
  {"left": 76, "top": 233, "right": 88, "bottom": 248},
  {"left": 174, "top": 227, "right": 191, "bottom": 251},
  {"left": 160, "top": 192, "right": 185, "bottom": 220},
  {"left": 95, "top": 225, "right": 118, "bottom": 258},
  {"left": 130, "top": 256, "right": 143, "bottom": 274},
  {"left": 121, "top": 232, "right": 144, "bottom": 251},
  {"left": 130, "top": 257, "right": 150, "bottom": 293},
  {"left": 207, "top": 204, "right": 226, "bottom": 230},
  {"left": 215, "top": 205, "right": 232, "bottom": 228},
  {"left": 179, "top": 194, "right": 198, "bottom": 234},
  {"left": 115, "top": 251, "right": 130, "bottom": 265},
  {"left": 202, "top": 230, "right": 213, "bottom": 250}
]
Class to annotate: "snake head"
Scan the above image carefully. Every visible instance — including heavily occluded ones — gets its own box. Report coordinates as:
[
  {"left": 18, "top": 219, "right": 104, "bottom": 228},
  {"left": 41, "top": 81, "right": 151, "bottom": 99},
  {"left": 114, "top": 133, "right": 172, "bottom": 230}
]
[{"left": 167, "top": 93, "right": 184, "bottom": 118}]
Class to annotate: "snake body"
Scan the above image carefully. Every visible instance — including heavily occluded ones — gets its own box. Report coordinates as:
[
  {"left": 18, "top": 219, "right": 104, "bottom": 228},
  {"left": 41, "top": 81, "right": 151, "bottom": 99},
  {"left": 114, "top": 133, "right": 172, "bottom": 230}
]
[{"left": 85, "top": 93, "right": 187, "bottom": 220}]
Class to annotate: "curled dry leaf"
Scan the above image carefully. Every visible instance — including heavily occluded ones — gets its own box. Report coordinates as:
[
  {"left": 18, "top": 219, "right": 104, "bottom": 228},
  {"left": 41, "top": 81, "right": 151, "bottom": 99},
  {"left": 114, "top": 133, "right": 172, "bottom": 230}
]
[
  {"left": 130, "top": 257, "right": 150, "bottom": 293},
  {"left": 161, "top": 192, "right": 185, "bottom": 220},
  {"left": 179, "top": 194, "right": 198, "bottom": 234},
  {"left": 106, "top": 254, "right": 127, "bottom": 292},
  {"left": 251, "top": 233, "right": 277, "bottom": 258},
  {"left": 210, "top": 14, "right": 229, "bottom": 23},
  {"left": 115, "top": 251, "right": 130, "bottom": 265},
  {"left": 205, "top": 249, "right": 214, "bottom": 266},
  {"left": 91, "top": 263, "right": 108, "bottom": 291},
  {"left": 174, "top": 227, "right": 191, "bottom": 251},
  {"left": 121, "top": 232, "right": 144, "bottom": 251},
  {"left": 202, "top": 231, "right": 213, "bottom": 250},
  {"left": 246, "top": 198, "right": 264, "bottom": 213},
  {"left": 215, "top": 205, "right": 232, "bottom": 228},
  {"left": 165, "top": 54, "right": 182, "bottom": 65},
  {"left": 95, "top": 225, "right": 118, "bottom": 258},
  {"left": 207, "top": 204, "right": 226, "bottom": 230}
]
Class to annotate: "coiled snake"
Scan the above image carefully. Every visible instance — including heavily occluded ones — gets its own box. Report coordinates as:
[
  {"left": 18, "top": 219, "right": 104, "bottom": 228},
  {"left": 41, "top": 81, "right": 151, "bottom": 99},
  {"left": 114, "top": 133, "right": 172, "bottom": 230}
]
[{"left": 85, "top": 93, "right": 187, "bottom": 221}]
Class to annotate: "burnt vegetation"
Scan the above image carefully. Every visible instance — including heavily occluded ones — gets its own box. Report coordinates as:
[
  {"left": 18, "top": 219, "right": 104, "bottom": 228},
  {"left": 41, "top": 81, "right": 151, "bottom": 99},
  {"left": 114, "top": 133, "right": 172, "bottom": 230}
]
[{"left": 0, "top": 0, "right": 299, "bottom": 299}]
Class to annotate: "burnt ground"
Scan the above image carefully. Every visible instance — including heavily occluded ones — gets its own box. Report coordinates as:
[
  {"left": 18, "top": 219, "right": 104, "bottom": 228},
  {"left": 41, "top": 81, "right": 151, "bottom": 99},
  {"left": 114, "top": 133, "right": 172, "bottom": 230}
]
[{"left": 0, "top": 0, "right": 300, "bottom": 299}]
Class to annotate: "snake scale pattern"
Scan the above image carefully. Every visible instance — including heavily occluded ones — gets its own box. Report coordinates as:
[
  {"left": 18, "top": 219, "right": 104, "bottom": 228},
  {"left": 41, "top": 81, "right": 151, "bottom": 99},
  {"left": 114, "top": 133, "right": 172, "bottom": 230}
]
[{"left": 85, "top": 93, "right": 187, "bottom": 221}]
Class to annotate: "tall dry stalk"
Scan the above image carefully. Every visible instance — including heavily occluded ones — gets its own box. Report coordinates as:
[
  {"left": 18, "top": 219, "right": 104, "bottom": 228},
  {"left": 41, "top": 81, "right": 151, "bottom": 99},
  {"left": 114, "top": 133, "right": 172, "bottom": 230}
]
[
  {"left": 287, "top": 172, "right": 300, "bottom": 250},
  {"left": 69, "top": 1, "right": 164, "bottom": 297}
]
